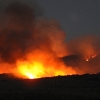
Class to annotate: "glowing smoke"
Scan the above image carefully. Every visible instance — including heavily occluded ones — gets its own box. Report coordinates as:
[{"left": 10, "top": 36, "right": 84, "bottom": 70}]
[{"left": 0, "top": 1, "right": 99, "bottom": 78}]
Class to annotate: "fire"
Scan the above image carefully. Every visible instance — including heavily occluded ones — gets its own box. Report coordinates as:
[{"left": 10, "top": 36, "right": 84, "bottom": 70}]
[
  {"left": 0, "top": 2, "right": 99, "bottom": 79},
  {"left": 91, "top": 55, "right": 97, "bottom": 58},
  {"left": 86, "top": 57, "right": 90, "bottom": 61},
  {"left": 25, "top": 73, "right": 34, "bottom": 79},
  {"left": 14, "top": 49, "right": 76, "bottom": 79},
  {"left": 16, "top": 58, "right": 76, "bottom": 79},
  {"left": 17, "top": 61, "right": 45, "bottom": 79},
  {"left": 85, "top": 54, "right": 97, "bottom": 61}
]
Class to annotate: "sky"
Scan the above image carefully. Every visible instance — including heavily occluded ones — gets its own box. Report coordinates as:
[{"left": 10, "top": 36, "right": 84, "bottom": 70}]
[
  {"left": 36, "top": 0, "right": 100, "bottom": 40},
  {"left": 0, "top": 0, "right": 100, "bottom": 40}
]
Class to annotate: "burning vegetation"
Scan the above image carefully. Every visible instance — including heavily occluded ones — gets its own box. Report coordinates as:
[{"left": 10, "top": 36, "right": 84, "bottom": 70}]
[{"left": 0, "top": 2, "right": 100, "bottom": 79}]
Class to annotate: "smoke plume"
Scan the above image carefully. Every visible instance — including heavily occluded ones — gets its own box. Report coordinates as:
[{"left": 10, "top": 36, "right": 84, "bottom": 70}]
[
  {"left": 65, "top": 35, "right": 100, "bottom": 74},
  {"left": 0, "top": 1, "right": 99, "bottom": 78},
  {"left": 0, "top": 2, "right": 35, "bottom": 63}
]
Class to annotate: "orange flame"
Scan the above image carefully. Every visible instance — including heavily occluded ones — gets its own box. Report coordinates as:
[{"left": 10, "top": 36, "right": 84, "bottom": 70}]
[
  {"left": 85, "top": 54, "right": 97, "bottom": 61},
  {"left": 16, "top": 60, "right": 76, "bottom": 79},
  {"left": 0, "top": 2, "right": 99, "bottom": 79},
  {"left": 17, "top": 61, "right": 45, "bottom": 79},
  {"left": 14, "top": 50, "right": 76, "bottom": 79}
]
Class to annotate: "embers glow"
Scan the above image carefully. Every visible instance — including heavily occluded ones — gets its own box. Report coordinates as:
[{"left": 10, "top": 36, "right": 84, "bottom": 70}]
[
  {"left": 85, "top": 54, "right": 97, "bottom": 61},
  {"left": 91, "top": 55, "right": 97, "bottom": 58}
]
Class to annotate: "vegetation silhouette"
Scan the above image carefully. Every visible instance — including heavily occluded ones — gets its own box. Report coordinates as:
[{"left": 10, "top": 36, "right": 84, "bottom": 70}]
[{"left": 0, "top": 73, "right": 100, "bottom": 99}]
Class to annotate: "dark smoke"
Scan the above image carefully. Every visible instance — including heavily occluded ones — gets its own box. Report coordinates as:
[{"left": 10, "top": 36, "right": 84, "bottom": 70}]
[
  {"left": 0, "top": 2, "right": 35, "bottom": 63},
  {"left": 0, "top": 1, "right": 100, "bottom": 75},
  {"left": 0, "top": 2, "right": 66, "bottom": 63},
  {"left": 0, "top": 0, "right": 43, "bottom": 17},
  {"left": 61, "top": 35, "right": 100, "bottom": 74}
]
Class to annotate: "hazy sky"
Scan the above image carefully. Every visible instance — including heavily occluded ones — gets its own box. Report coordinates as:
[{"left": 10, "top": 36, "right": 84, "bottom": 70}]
[
  {"left": 0, "top": 0, "right": 100, "bottom": 40},
  {"left": 37, "top": 0, "right": 100, "bottom": 40}
]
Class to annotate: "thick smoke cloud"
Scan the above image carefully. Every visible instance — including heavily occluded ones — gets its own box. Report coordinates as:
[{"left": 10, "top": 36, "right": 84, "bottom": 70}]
[
  {"left": 0, "top": 0, "right": 43, "bottom": 17},
  {"left": 0, "top": 1, "right": 100, "bottom": 77},
  {"left": 67, "top": 35, "right": 99, "bottom": 57},
  {"left": 65, "top": 35, "right": 100, "bottom": 74},
  {"left": 0, "top": 2, "right": 35, "bottom": 63},
  {"left": 0, "top": 2, "right": 66, "bottom": 64}
]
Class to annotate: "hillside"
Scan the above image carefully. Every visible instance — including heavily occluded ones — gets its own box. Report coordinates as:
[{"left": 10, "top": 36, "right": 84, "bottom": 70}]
[{"left": 0, "top": 73, "right": 100, "bottom": 99}]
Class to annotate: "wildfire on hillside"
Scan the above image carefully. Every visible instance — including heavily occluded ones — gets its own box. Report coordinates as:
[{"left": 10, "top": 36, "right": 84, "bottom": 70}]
[
  {"left": 85, "top": 55, "right": 97, "bottom": 61},
  {"left": 0, "top": 2, "right": 99, "bottom": 79}
]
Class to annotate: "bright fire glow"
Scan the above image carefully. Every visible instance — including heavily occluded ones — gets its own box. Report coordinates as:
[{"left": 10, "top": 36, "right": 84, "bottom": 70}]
[
  {"left": 85, "top": 54, "right": 97, "bottom": 61},
  {"left": 16, "top": 60, "right": 76, "bottom": 79},
  {"left": 26, "top": 73, "right": 34, "bottom": 79},
  {"left": 15, "top": 50, "right": 76, "bottom": 79},
  {"left": 17, "top": 61, "right": 45, "bottom": 79},
  {"left": 0, "top": 2, "right": 99, "bottom": 79}
]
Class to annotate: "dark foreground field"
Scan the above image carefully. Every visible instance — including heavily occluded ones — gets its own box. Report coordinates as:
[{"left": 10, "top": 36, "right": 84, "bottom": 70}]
[{"left": 0, "top": 74, "right": 100, "bottom": 100}]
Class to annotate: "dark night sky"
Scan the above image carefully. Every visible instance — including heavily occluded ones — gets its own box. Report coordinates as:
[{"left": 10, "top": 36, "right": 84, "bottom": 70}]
[
  {"left": 36, "top": 0, "right": 100, "bottom": 40},
  {"left": 0, "top": 0, "right": 100, "bottom": 40}
]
